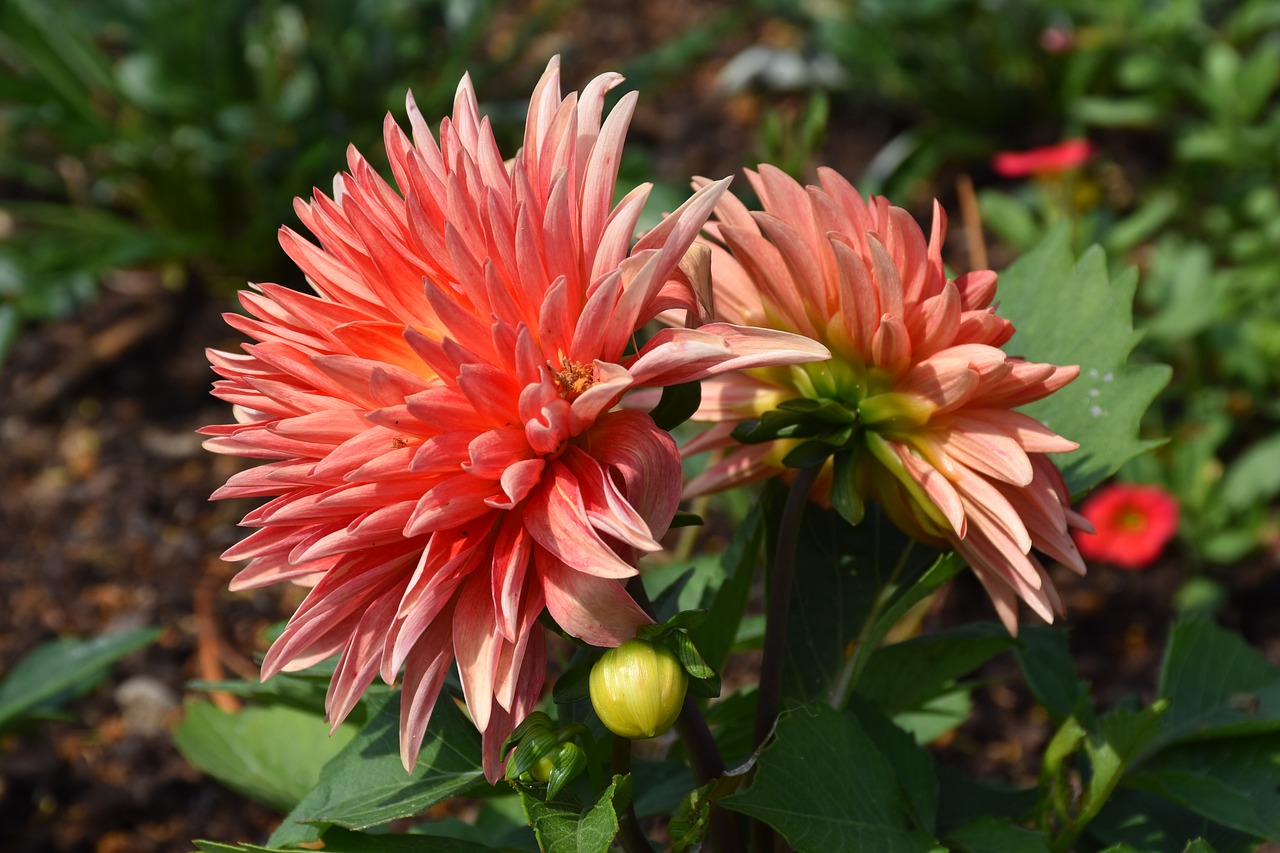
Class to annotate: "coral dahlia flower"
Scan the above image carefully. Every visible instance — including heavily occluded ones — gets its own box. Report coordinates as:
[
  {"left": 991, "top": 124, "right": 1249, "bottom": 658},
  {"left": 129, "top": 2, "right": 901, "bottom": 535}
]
[
  {"left": 1072, "top": 483, "right": 1179, "bottom": 569},
  {"left": 202, "top": 60, "right": 827, "bottom": 781},
  {"left": 684, "top": 165, "right": 1089, "bottom": 633}
]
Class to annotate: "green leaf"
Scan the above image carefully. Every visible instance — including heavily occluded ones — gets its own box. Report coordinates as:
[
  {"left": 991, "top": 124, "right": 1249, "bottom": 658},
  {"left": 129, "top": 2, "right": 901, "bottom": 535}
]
[
  {"left": 688, "top": 504, "right": 763, "bottom": 674},
  {"left": 185, "top": 671, "right": 340, "bottom": 719},
  {"left": 174, "top": 701, "right": 356, "bottom": 813},
  {"left": 856, "top": 623, "right": 1014, "bottom": 718},
  {"left": 0, "top": 627, "right": 159, "bottom": 730},
  {"left": 1217, "top": 434, "right": 1280, "bottom": 512},
  {"left": 649, "top": 381, "right": 701, "bottom": 431},
  {"left": 1156, "top": 618, "right": 1280, "bottom": 745},
  {"left": 194, "top": 826, "right": 501, "bottom": 851},
  {"left": 722, "top": 703, "right": 940, "bottom": 852},
  {"left": 668, "top": 782, "right": 713, "bottom": 852},
  {"left": 944, "top": 817, "right": 1048, "bottom": 853},
  {"left": 776, "top": 496, "right": 942, "bottom": 705},
  {"left": 830, "top": 448, "right": 865, "bottom": 526},
  {"left": 1081, "top": 702, "right": 1169, "bottom": 818},
  {"left": 269, "top": 691, "right": 483, "bottom": 847},
  {"left": 849, "top": 698, "right": 938, "bottom": 832},
  {"left": 935, "top": 764, "right": 1037, "bottom": 834},
  {"left": 520, "top": 773, "right": 632, "bottom": 853},
  {"left": 1126, "top": 734, "right": 1280, "bottom": 840},
  {"left": 1013, "top": 626, "right": 1091, "bottom": 723},
  {"left": 996, "top": 225, "right": 1171, "bottom": 496},
  {"left": 1183, "top": 839, "right": 1219, "bottom": 853},
  {"left": 1088, "top": 787, "right": 1255, "bottom": 853},
  {"left": 892, "top": 686, "right": 972, "bottom": 745}
]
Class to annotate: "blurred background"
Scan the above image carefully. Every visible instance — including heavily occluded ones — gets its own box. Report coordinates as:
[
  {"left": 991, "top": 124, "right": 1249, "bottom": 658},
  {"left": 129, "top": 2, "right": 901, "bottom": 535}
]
[{"left": 3, "top": 0, "right": 1280, "bottom": 849}]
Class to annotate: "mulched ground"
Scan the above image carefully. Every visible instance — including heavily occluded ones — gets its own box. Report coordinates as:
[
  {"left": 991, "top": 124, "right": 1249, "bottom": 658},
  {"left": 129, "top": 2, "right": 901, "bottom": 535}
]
[{"left": 3, "top": 6, "right": 1280, "bottom": 851}]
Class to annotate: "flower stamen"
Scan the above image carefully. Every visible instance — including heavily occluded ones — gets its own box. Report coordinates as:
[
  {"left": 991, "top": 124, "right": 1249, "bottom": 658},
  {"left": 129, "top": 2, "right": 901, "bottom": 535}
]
[{"left": 552, "top": 359, "right": 595, "bottom": 402}]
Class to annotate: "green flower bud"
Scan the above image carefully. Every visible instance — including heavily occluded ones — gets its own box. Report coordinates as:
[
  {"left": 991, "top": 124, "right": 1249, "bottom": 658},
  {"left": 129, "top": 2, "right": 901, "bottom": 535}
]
[
  {"left": 529, "top": 753, "right": 557, "bottom": 784},
  {"left": 589, "top": 638, "right": 688, "bottom": 739}
]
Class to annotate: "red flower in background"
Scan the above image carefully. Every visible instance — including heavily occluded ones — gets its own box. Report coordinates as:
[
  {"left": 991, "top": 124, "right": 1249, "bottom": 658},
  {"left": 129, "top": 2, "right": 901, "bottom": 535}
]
[
  {"left": 1072, "top": 483, "right": 1179, "bottom": 569},
  {"left": 993, "top": 139, "right": 1094, "bottom": 178}
]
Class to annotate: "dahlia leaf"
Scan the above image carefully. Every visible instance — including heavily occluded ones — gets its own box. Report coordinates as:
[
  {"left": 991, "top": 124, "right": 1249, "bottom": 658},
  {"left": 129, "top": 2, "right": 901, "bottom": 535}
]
[
  {"left": 519, "top": 773, "right": 631, "bottom": 853},
  {"left": 174, "top": 701, "right": 356, "bottom": 813},
  {"left": 688, "top": 502, "right": 764, "bottom": 674},
  {"left": 776, "top": 494, "right": 946, "bottom": 705},
  {"left": 551, "top": 656, "right": 595, "bottom": 705},
  {"left": 995, "top": 225, "right": 1171, "bottom": 496},
  {"left": 1157, "top": 618, "right": 1280, "bottom": 745},
  {"left": 268, "top": 692, "right": 483, "bottom": 847},
  {"left": 0, "top": 626, "right": 159, "bottom": 731},
  {"left": 940, "top": 818, "right": 1047, "bottom": 853},
  {"left": 648, "top": 380, "right": 702, "bottom": 431},
  {"left": 669, "top": 510, "right": 705, "bottom": 528},
  {"left": 1013, "top": 625, "right": 1092, "bottom": 723},
  {"left": 831, "top": 448, "right": 866, "bottom": 527},
  {"left": 721, "top": 703, "right": 940, "bottom": 852},
  {"left": 855, "top": 623, "right": 1015, "bottom": 718},
  {"left": 1082, "top": 702, "right": 1169, "bottom": 820},
  {"left": 193, "top": 827, "right": 499, "bottom": 851},
  {"left": 1125, "top": 735, "right": 1280, "bottom": 841}
]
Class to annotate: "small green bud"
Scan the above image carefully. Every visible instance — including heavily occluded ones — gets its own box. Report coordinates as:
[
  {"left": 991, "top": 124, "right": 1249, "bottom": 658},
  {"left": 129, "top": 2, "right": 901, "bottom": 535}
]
[{"left": 589, "top": 638, "right": 688, "bottom": 739}]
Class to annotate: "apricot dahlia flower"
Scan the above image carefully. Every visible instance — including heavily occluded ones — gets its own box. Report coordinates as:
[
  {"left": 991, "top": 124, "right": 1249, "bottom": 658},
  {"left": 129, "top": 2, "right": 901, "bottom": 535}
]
[
  {"left": 685, "top": 165, "right": 1089, "bottom": 633},
  {"left": 202, "top": 61, "right": 826, "bottom": 780}
]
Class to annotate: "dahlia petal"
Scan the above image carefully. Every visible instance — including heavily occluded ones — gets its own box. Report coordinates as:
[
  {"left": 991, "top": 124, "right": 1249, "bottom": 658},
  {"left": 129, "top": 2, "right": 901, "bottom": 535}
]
[
  {"left": 453, "top": 578, "right": 500, "bottom": 731},
  {"left": 581, "top": 89, "right": 636, "bottom": 261},
  {"left": 466, "top": 428, "right": 534, "bottom": 479},
  {"left": 488, "top": 458, "right": 546, "bottom": 510},
  {"left": 538, "top": 552, "right": 650, "bottom": 646},
  {"left": 399, "top": 616, "right": 455, "bottom": 771},
  {"left": 405, "top": 474, "right": 499, "bottom": 536},
  {"left": 327, "top": 591, "right": 398, "bottom": 730},
  {"left": 589, "top": 410, "right": 683, "bottom": 539},
  {"left": 491, "top": 519, "right": 533, "bottom": 641},
  {"left": 683, "top": 443, "right": 778, "bottom": 499},
  {"left": 522, "top": 464, "right": 639, "bottom": 579},
  {"left": 939, "top": 417, "right": 1035, "bottom": 487},
  {"left": 628, "top": 323, "right": 829, "bottom": 386},
  {"left": 568, "top": 360, "right": 634, "bottom": 436},
  {"left": 561, "top": 446, "right": 661, "bottom": 553}
]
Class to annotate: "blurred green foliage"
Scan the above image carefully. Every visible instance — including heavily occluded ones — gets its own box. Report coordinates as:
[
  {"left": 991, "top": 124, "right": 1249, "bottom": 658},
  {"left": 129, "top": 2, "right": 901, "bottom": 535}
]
[{"left": 0, "top": 0, "right": 557, "bottom": 361}]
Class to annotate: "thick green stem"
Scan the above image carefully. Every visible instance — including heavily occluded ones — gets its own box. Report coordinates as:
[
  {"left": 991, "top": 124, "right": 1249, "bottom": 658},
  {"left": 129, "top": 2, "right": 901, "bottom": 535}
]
[{"left": 753, "top": 464, "right": 820, "bottom": 749}]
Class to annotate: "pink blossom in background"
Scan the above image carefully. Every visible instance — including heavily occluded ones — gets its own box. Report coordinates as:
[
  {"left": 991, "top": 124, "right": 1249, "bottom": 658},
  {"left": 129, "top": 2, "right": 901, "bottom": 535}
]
[
  {"left": 202, "top": 58, "right": 827, "bottom": 780},
  {"left": 1072, "top": 483, "right": 1180, "bottom": 569},
  {"left": 993, "top": 139, "right": 1094, "bottom": 178},
  {"left": 682, "top": 165, "right": 1089, "bottom": 634}
]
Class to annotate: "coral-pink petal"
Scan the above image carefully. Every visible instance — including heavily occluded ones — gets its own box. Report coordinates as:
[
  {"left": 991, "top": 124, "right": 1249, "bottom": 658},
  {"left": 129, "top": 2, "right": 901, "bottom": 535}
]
[
  {"left": 522, "top": 465, "right": 639, "bottom": 579},
  {"left": 453, "top": 578, "right": 499, "bottom": 731},
  {"left": 405, "top": 474, "right": 499, "bottom": 536},
  {"left": 538, "top": 552, "right": 650, "bottom": 646},
  {"left": 398, "top": 615, "right": 455, "bottom": 771},
  {"left": 939, "top": 419, "right": 1035, "bottom": 487},
  {"left": 589, "top": 410, "right": 683, "bottom": 539}
]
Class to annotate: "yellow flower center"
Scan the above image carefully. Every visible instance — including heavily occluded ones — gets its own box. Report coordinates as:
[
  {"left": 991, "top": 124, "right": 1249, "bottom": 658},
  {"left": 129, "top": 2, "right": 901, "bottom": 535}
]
[{"left": 552, "top": 359, "right": 595, "bottom": 402}]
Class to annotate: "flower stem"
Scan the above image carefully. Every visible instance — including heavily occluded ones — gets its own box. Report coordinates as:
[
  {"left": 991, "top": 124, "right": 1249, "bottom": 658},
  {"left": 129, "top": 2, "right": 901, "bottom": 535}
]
[
  {"left": 753, "top": 464, "right": 820, "bottom": 749},
  {"left": 612, "top": 735, "right": 653, "bottom": 853}
]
